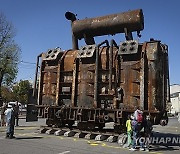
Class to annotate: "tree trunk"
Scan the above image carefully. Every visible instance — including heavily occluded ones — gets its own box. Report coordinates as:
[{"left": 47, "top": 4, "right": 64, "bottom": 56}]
[{"left": 0, "top": 72, "right": 4, "bottom": 106}]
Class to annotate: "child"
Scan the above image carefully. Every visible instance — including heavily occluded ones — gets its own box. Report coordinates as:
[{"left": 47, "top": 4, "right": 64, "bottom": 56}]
[{"left": 126, "top": 114, "right": 132, "bottom": 148}]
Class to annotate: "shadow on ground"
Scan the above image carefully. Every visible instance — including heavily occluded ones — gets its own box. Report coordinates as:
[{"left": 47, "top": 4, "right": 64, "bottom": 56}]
[{"left": 15, "top": 136, "right": 43, "bottom": 140}]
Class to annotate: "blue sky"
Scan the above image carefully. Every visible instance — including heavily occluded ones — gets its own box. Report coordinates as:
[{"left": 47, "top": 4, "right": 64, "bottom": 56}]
[{"left": 0, "top": 0, "right": 179, "bottom": 85}]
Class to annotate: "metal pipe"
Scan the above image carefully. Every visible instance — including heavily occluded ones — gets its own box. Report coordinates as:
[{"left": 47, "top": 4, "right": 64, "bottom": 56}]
[
  {"left": 65, "top": 12, "right": 76, "bottom": 22},
  {"left": 72, "top": 9, "right": 144, "bottom": 39},
  {"left": 109, "top": 39, "right": 118, "bottom": 90},
  {"left": 72, "top": 33, "right": 78, "bottom": 50},
  {"left": 124, "top": 27, "right": 133, "bottom": 40},
  {"left": 65, "top": 12, "right": 78, "bottom": 50},
  {"left": 94, "top": 40, "right": 109, "bottom": 108},
  {"left": 33, "top": 53, "right": 42, "bottom": 97}
]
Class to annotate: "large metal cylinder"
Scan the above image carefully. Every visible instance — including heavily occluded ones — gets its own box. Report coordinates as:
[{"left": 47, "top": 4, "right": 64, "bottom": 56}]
[{"left": 71, "top": 9, "right": 144, "bottom": 39}]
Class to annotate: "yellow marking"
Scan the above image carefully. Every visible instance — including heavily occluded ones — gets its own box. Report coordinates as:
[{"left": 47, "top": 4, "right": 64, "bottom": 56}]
[
  {"left": 87, "top": 141, "right": 103, "bottom": 146},
  {"left": 90, "top": 143, "right": 98, "bottom": 146},
  {"left": 87, "top": 141, "right": 101, "bottom": 144}
]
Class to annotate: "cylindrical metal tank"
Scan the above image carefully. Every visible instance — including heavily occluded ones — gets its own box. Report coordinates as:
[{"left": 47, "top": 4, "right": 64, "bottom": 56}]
[{"left": 71, "top": 9, "right": 144, "bottom": 39}]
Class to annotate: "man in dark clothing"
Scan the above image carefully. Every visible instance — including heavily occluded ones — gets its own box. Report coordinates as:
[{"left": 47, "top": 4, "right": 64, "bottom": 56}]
[
  {"left": 14, "top": 101, "right": 19, "bottom": 126},
  {"left": 143, "top": 115, "right": 153, "bottom": 152}
]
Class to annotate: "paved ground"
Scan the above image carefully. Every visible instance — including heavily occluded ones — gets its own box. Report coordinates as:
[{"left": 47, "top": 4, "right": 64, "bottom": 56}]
[{"left": 0, "top": 117, "right": 179, "bottom": 154}]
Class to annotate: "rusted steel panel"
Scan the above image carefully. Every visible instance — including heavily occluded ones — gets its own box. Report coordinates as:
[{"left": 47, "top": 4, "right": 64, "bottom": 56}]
[
  {"left": 72, "top": 9, "right": 144, "bottom": 39},
  {"left": 42, "top": 95, "right": 56, "bottom": 105},
  {"left": 38, "top": 40, "right": 168, "bottom": 112},
  {"left": 76, "top": 52, "right": 95, "bottom": 107},
  {"left": 120, "top": 62, "right": 141, "bottom": 109},
  {"left": 56, "top": 51, "right": 69, "bottom": 106},
  {"left": 56, "top": 51, "right": 78, "bottom": 106},
  {"left": 63, "top": 50, "right": 77, "bottom": 71},
  {"left": 41, "top": 67, "right": 58, "bottom": 105},
  {"left": 100, "top": 48, "right": 108, "bottom": 70},
  {"left": 78, "top": 64, "right": 95, "bottom": 108},
  {"left": 146, "top": 42, "right": 160, "bottom": 111},
  {"left": 145, "top": 41, "right": 168, "bottom": 111}
]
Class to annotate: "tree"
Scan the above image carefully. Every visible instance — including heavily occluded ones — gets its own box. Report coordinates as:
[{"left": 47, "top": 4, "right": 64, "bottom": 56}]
[
  {"left": 1, "top": 86, "right": 15, "bottom": 103},
  {"left": 0, "top": 13, "right": 21, "bottom": 106},
  {"left": 12, "top": 80, "right": 32, "bottom": 104}
]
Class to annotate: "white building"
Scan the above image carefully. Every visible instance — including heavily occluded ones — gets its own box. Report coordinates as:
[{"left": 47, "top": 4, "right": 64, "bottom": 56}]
[{"left": 170, "top": 84, "right": 180, "bottom": 115}]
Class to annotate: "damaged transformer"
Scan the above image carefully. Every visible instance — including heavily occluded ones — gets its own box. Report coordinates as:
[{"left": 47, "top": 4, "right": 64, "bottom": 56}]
[{"left": 29, "top": 9, "right": 170, "bottom": 133}]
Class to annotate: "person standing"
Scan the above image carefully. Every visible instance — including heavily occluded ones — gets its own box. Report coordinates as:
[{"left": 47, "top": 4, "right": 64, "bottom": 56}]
[
  {"left": 133, "top": 106, "right": 144, "bottom": 151},
  {"left": 129, "top": 115, "right": 138, "bottom": 151},
  {"left": 143, "top": 115, "right": 153, "bottom": 152},
  {"left": 125, "top": 115, "right": 132, "bottom": 148},
  {"left": 14, "top": 101, "right": 19, "bottom": 126},
  {"left": 134, "top": 106, "right": 143, "bottom": 123},
  {"left": 4, "top": 105, "right": 15, "bottom": 139}
]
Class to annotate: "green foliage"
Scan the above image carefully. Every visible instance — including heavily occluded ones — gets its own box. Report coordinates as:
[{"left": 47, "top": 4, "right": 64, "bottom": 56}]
[
  {"left": 1, "top": 86, "right": 14, "bottom": 103},
  {"left": 0, "top": 13, "right": 21, "bottom": 106},
  {"left": 12, "top": 80, "right": 32, "bottom": 104},
  {"left": 0, "top": 13, "right": 21, "bottom": 86}
]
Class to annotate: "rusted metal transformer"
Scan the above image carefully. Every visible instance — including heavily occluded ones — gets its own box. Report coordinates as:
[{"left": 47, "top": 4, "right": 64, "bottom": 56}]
[{"left": 31, "top": 9, "right": 169, "bottom": 133}]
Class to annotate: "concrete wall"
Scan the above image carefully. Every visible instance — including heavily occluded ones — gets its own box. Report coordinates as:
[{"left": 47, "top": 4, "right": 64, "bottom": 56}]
[
  {"left": 170, "top": 84, "right": 180, "bottom": 114},
  {"left": 170, "top": 84, "right": 180, "bottom": 94}
]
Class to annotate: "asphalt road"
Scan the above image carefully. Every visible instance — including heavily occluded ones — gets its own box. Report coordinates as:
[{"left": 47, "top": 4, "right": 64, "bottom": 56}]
[{"left": 0, "top": 117, "right": 179, "bottom": 154}]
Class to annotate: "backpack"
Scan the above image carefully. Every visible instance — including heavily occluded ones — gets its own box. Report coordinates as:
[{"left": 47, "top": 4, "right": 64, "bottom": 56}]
[{"left": 137, "top": 111, "right": 143, "bottom": 123}]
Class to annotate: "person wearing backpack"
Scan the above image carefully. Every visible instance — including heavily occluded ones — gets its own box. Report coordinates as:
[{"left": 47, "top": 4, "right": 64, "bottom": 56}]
[
  {"left": 134, "top": 106, "right": 143, "bottom": 123},
  {"left": 134, "top": 106, "right": 143, "bottom": 136},
  {"left": 129, "top": 107, "right": 144, "bottom": 151}
]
